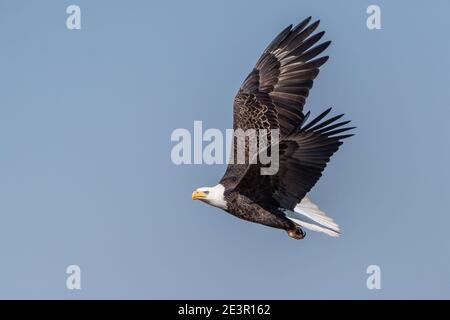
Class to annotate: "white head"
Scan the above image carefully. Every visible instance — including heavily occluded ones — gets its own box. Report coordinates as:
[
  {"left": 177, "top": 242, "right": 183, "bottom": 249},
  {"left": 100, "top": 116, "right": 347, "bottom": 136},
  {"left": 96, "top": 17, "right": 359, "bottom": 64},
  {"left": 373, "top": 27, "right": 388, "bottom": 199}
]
[{"left": 192, "top": 184, "right": 227, "bottom": 210}]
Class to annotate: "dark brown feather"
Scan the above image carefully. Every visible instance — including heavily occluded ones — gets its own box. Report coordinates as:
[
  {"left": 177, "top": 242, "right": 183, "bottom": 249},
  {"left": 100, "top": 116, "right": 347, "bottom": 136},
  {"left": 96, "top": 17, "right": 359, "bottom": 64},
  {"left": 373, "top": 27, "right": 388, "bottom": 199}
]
[
  {"left": 221, "top": 18, "right": 332, "bottom": 190},
  {"left": 232, "top": 109, "right": 354, "bottom": 210}
]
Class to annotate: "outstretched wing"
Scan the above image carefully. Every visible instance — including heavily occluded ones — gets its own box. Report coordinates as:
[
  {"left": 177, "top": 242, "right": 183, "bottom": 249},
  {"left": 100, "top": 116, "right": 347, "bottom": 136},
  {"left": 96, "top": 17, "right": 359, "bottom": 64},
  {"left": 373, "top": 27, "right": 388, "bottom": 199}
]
[
  {"left": 234, "top": 109, "right": 354, "bottom": 210},
  {"left": 221, "top": 17, "right": 331, "bottom": 188},
  {"left": 238, "top": 17, "right": 330, "bottom": 136}
]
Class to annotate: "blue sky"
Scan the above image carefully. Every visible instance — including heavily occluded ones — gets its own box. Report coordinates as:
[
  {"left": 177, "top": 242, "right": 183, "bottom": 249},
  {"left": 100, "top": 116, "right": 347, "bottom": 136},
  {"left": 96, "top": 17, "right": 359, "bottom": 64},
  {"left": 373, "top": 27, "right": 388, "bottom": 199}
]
[{"left": 0, "top": 0, "right": 449, "bottom": 299}]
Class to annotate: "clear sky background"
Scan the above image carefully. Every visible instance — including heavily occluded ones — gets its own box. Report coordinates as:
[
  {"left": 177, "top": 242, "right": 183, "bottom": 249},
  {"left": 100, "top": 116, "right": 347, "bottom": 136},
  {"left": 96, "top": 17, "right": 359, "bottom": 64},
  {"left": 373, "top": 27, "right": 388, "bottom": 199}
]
[{"left": 1, "top": 0, "right": 449, "bottom": 299}]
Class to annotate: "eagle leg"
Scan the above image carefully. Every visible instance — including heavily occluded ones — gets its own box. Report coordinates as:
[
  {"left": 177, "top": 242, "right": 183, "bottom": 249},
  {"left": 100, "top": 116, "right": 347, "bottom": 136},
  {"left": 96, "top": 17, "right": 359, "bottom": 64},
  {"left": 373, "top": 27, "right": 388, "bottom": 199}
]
[{"left": 287, "top": 228, "right": 306, "bottom": 240}]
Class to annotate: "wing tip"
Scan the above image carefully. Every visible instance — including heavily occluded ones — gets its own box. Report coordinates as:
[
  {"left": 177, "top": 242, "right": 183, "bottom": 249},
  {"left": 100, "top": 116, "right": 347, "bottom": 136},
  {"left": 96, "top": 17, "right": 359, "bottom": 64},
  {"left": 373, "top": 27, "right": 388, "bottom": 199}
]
[{"left": 300, "top": 108, "right": 356, "bottom": 140}]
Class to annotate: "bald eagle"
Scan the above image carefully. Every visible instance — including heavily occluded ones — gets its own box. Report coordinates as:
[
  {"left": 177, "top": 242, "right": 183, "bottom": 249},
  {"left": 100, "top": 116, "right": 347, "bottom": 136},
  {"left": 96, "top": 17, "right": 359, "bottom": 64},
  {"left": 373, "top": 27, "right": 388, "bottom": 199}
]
[{"left": 192, "top": 17, "right": 354, "bottom": 239}]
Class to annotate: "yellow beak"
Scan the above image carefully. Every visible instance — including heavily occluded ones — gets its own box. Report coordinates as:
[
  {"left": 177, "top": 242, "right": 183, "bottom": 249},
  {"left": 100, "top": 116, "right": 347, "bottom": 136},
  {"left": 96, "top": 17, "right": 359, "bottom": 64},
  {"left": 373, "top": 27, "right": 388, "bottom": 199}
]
[{"left": 192, "top": 190, "right": 207, "bottom": 200}]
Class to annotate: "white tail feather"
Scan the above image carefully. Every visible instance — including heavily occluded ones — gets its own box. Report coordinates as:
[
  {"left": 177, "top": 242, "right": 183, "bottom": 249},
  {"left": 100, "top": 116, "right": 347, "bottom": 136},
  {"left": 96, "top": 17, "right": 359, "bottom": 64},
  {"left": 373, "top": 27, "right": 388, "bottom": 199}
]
[
  {"left": 287, "top": 196, "right": 340, "bottom": 237},
  {"left": 288, "top": 217, "right": 340, "bottom": 237}
]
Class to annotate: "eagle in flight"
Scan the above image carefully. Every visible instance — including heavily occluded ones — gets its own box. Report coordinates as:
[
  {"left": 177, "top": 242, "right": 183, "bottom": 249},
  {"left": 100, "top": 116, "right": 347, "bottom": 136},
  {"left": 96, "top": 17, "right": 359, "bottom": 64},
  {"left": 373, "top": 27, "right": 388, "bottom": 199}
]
[{"left": 192, "top": 17, "right": 354, "bottom": 239}]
